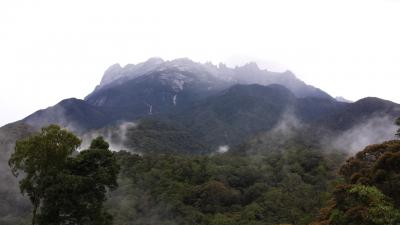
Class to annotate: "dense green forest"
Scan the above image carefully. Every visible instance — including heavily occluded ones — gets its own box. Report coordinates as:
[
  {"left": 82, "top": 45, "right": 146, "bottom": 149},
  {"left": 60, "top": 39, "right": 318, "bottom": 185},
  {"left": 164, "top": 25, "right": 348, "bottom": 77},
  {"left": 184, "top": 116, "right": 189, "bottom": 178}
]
[
  {"left": 107, "top": 148, "right": 345, "bottom": 225},
  {"left": 3, "top": 118, "right": 400, "bottom": 225}
]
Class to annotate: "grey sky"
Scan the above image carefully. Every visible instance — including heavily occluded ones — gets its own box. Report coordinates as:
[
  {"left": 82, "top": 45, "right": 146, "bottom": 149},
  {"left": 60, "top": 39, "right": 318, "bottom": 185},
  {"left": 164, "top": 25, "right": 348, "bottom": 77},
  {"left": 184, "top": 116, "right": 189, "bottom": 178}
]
[{"left": 1, "top": 0, "right": 399, "bottom": 126}]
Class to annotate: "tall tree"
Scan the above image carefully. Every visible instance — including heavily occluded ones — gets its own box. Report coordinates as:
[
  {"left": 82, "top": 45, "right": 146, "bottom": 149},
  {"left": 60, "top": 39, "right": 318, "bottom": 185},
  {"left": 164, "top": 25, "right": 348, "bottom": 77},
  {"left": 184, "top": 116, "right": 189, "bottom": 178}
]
[
  {"left": 9, "top": 125, "right": 119, "bottom": 225},
  {"left": 9, "top": 125, "right": 81, "bottom": 225}
]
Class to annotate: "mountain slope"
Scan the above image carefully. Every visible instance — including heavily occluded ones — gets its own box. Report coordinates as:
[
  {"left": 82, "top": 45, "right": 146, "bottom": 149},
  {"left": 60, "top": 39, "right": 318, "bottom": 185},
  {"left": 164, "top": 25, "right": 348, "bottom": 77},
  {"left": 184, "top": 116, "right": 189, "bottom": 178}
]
[
  {"left": 317, "top": 97, "right": 400, "bottom": 131},
  {"left": 168, "top": 84, "right": 297, "bottom": 147},
  {"left": 85, "top": 67, "right": 229, "bottom": 115},
  {"left": 22, "top": 98, "right": 112, "bottom": 133}
]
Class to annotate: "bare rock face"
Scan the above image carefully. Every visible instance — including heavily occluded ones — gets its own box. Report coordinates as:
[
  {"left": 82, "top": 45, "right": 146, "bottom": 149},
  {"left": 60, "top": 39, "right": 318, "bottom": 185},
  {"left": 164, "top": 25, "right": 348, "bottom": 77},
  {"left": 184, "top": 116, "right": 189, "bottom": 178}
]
[{"left": 93, "top": 57, "right": 333, "bottom": 101}]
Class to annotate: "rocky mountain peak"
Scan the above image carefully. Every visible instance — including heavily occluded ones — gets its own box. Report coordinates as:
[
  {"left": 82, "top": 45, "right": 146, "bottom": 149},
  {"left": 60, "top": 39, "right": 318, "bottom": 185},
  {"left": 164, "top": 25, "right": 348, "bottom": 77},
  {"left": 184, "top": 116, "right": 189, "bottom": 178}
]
[
  {"left": 100, "top": 63, "right": 123, "bottom": 86},
  {"left": 91, "top": 57, "right": 333, "bottom": 101}
]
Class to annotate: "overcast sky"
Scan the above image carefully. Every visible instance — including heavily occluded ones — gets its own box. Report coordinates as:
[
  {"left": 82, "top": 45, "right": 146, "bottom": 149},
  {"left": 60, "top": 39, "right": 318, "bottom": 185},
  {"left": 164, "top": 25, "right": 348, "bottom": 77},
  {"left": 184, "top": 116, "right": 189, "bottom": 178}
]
[{"left": 0, "top": 0, "right": 399, "bottom": 126}]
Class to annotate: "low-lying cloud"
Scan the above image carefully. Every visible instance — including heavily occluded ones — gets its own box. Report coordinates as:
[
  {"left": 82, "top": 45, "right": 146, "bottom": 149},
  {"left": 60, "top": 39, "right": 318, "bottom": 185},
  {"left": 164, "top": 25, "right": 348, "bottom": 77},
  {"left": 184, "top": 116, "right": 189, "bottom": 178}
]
[
  {"left": 329, "top": 116, "right": 398, "bottom": 153},
  {"left": 80, "top": 122, "right": 137, "bottom": 151},
  {"left": 217, "top": 145, "right": 230, "bottom": 154}
]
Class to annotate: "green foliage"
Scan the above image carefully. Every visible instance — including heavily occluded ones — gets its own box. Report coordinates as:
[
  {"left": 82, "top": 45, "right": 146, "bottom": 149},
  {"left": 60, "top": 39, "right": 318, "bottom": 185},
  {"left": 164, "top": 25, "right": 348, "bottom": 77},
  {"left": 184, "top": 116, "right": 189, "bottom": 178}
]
[
  {"left": 9, "top": 125, "right": 119, "bottom": 225},
  {"left": 107, "top": 146, "right": 344, "bottom": 225},
  {"left": 90, "top": 136, "right": 110, "bottom": 150},
  {"left": 315, "top": 185, "right": 400, "bottom": 225},
  {"left": 339, "top": 140, "right": 400, "bottom": 205},
  {"left": 123, "top": 119, "right": 209, "bottom": 154},
  {"left": 9, "top": 125, "right": 81, "bottom": 225}
]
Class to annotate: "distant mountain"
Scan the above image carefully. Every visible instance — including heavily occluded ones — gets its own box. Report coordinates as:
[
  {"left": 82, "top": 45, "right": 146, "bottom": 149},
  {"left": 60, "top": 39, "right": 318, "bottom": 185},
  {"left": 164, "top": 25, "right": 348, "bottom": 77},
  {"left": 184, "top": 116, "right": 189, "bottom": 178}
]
[
  {"left": 89, "top": 58, "right": 332, "bottom": 100},
  {"left": 85, "top": 63, "right": 229, "bottom": 115},
  {"left": 20, "top": 58, "right": 333, "bottom": 132},
  {"left": 1, "top": 57, "right": 396, "bottom": 152}
]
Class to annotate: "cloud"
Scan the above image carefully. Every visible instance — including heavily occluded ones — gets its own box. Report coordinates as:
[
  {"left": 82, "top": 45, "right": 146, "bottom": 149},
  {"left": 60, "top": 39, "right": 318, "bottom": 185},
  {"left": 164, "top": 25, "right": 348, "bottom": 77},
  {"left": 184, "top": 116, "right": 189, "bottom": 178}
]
[
  {"left": 80, "top": 122, "right": 137, "bottom": 151},
  {"left": 217, "top": 145, "right": 229, "bottom": 154},
  {"left": 329, "top": 116, "right": 398, "bottom": 153}
]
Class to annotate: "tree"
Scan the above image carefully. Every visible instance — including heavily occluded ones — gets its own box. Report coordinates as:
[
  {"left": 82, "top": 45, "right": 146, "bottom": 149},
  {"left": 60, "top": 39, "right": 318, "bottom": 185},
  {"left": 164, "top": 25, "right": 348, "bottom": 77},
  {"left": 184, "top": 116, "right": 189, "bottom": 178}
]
[
  {"left": 396, "top": 117, "right": 400, "bottom": 137},
  {"left": 312, "top": 184, "right": 400, "bottom": 225},
  {"left": 312, "top": 131, "right": 400, "bottom": 224},
  {"left": 339, "top": 140, "right": 400, "bottom": 205},
  {"left": 62, "top": 136, "right": 120, "bottom": 225},
  {"left": 9, "top": 125, "right": 81, "bottom": 225},
  {"left": 9, "top": 125, "right": 119, "bottom": 225}
]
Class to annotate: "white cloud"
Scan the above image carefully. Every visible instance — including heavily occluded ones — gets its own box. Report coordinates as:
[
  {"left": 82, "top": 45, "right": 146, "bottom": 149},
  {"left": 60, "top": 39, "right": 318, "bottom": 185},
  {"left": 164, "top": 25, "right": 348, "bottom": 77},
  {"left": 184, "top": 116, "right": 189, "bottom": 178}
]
[{"left": 217, "top": 145, "right": 229, "bottom": 154}]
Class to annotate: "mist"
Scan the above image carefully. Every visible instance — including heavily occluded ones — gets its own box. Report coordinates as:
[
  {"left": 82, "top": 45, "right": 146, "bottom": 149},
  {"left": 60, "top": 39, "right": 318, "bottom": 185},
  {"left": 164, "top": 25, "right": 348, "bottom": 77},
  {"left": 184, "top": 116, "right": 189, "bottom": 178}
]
[
  {"left": 80, "top": 122, "right": 137, "bottom": 151},
  {"left": 0, "top": 125, "right": 34, "bottom": 224},
  {"left": 329, "top": 116, "right": 398, "bottom": 153},
  {"left": 217, "top": 145, "right": 230, "bottom": 154},
  {"left": 271, "top": 111, "right": 303, "bottom": 136},
  {"left": 248, "top": 109, "right": 399, "bottom": 155}
]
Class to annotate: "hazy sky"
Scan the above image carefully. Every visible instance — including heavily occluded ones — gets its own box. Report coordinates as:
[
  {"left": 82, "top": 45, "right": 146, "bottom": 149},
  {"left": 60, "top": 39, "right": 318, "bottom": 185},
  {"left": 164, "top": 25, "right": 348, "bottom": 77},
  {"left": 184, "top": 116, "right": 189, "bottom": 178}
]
[{"left": 1, "top": 0, "right": 399, "bottom": 126}]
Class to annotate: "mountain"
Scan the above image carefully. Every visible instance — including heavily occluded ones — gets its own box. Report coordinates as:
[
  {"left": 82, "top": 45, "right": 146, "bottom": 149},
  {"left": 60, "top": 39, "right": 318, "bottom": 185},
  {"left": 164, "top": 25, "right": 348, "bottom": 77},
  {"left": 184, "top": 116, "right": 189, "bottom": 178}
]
[
  {"left": 85, "top": 58, "right": 333, "bottom": 115},
  {"left": 84, "top": 82, "right": 400, "bottom": 153},
  {"left": 89, "top": 58, "right": 332, "bottom": 101},
  {"left": 85, "top": 60, "right": 229, "bottom": 116},
  {"left": 18, "top": 58, "right": 334, "bottom": 133},
  {"left": 1, "top": 57, "right": 397, "bottom": 153}
]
